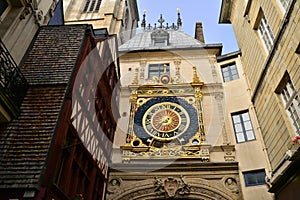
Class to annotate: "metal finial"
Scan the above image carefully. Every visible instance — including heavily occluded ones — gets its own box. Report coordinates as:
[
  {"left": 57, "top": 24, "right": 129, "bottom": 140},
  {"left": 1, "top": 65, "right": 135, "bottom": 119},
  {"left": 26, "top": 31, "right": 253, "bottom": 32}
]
[
  {"left": 163, "top": 64, "right": 168, "bottom": 74},
  {"left": 158, "top": 14, "right": 165, "bottom": 28},
  {"left": 192, "top": 66, "right": 200, "bottom": 83},
  {"left": 141, "top": 10, "right": 147, "bottom": 29},
  {"left": 177, "top": 8, "right": 182, "bottom": 27}
]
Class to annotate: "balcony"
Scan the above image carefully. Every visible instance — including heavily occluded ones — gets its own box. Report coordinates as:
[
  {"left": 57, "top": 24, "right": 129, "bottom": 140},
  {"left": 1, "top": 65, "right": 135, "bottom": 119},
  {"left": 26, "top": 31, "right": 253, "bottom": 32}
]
[{"left": 0, "top": 39, "right": 28, "bottom": 122}]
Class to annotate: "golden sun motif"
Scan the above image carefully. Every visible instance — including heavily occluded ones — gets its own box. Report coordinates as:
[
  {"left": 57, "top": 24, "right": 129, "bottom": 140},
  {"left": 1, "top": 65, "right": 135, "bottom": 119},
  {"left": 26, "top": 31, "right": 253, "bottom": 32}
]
[{"left": 152, "top": 109, "right": 180, "bottom": 132}]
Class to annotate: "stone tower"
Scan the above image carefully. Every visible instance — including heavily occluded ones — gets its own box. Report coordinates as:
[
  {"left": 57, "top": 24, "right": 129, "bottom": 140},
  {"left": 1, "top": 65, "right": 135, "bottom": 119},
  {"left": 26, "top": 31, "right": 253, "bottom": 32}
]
[
  {"left": 106, "top": 13, "right": 247, "bottom": 200},
  {"left": 63, "top": 0, "right": 139, "bottom": 43}
]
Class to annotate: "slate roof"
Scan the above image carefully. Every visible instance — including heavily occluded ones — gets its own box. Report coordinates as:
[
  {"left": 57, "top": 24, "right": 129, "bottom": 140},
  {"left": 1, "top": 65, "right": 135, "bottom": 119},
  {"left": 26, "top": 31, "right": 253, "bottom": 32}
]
[
  {"left": 22, "top": 25, "right": 88, "bottom": 85},
  {"left": 119, "top": 29, "right": 205, "bottom": 52},
  {"left": 0, "top": 25, "right": 88, "bottom": 189}
]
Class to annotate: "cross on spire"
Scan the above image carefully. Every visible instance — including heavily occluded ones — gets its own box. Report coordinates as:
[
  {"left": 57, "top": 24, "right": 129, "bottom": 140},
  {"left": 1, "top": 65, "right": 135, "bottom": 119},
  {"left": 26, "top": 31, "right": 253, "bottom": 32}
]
[{"left": 158, "top": 14, "right": 165, "bottom": 28}]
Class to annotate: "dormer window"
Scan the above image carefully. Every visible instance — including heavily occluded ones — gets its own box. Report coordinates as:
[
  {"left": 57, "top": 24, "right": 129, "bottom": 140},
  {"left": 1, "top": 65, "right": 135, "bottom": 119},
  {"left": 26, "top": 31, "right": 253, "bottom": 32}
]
[{"left": 151, "top": 29, "right": 169, "bottom": 46}]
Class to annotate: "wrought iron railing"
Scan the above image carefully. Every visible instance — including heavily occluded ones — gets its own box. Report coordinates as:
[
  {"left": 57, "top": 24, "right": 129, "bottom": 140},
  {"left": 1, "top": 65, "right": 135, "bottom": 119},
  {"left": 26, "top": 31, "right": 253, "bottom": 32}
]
[{"left": 0, "top": 39, "right": 28, "bottom": 114}]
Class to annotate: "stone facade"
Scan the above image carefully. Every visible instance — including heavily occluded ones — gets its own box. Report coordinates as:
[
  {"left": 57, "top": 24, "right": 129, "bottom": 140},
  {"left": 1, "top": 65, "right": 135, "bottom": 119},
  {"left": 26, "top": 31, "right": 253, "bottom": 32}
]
[
  {"left": 107, "top": 162, "right": 242, "bottom": 200},
  {"left": 220, "top": 0, "right": 300, "bottom": 199},
  {"left": 0, "top": 0, "right": 60, "bottom": 65},
  {"left": 63, "top": 0, "right": 139, "bottom": 43},
  {"left": 109, "top": 13, "right": 273, "bottom": 198}
]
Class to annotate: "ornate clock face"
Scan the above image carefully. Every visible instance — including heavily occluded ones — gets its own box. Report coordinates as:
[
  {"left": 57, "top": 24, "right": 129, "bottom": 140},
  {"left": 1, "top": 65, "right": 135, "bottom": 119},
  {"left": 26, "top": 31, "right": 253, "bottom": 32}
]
[
  {"left": 142, "top": 102, "right": 189, "bottom": 141},
  {"left": 133, "top": 97, "right": 199, "bottom": 145}
]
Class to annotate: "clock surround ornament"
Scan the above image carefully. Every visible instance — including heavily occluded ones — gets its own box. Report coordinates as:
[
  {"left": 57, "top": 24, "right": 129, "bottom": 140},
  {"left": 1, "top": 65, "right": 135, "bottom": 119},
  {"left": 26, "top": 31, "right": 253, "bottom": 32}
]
[
  {"left": 133, "top": 96, "right": 198, "bottom": 145},
  {"left": 121, "top": 67, "right": 211, "bottom": 161}
]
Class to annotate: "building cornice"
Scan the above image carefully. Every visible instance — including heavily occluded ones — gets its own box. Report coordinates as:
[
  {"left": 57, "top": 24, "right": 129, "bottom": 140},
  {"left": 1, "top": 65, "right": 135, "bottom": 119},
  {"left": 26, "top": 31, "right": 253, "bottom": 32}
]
[
  {"left": 217, "top": 49, "right": 241, "bottom": 62},
  {"left": 219, "top": 0, "right": 233, "bottom": 23}
]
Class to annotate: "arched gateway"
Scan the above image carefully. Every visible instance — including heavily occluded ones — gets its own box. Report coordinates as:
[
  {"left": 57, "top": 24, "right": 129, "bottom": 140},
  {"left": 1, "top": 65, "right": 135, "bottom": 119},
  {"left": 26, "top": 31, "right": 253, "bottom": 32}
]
[
  {"left": 107, "top": 178, "right": 239, "bottom": 200},
  {"left": 106, "top": 162, "right": 242, "bottom": 200}
]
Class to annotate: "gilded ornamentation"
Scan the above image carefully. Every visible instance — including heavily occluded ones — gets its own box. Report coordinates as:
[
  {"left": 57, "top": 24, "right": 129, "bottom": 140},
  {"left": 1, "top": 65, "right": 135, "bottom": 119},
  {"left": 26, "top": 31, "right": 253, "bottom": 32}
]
[
  {"left": 192, "top": 66, "right": 201, "bottom": 83},
  {"left": 124, "top": 74, "right": 209, "bottom": 161},
  {"left": 121, "top": 143, "right": 211, "bottom": 161}
]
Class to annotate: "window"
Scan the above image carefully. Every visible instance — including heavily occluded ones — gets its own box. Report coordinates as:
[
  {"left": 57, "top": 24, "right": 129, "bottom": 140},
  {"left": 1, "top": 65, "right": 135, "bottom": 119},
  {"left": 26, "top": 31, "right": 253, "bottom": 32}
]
[
  {"left": 83, "top": 0, "right": 102, "bottom": 12},
  {"left": 258, "top": 14, "right": 275, "bottom": 52},
  {"left": 281, "top": 80, "right": 300, "bottom": 135},
  {"left": 243, "top": 169, "right": 266, "bottom": 186},
  {"left": 279, "top": 0, "right": 292, "bottom": 10},
  {"left": 232, "top": 111, "right": 255, "bottom": 143},
  {"left": 221, "top": 62, "right": 239, "bottom": 82},
  {"left": 148, "top": 63, "right": 170, "bottom": 78}
]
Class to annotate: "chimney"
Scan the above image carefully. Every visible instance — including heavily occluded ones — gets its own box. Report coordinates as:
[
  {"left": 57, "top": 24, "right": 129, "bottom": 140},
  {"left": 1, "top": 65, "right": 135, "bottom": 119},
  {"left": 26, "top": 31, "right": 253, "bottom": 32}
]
[{"left": 195, "top": 22, "right": 205, "bottom": 43}]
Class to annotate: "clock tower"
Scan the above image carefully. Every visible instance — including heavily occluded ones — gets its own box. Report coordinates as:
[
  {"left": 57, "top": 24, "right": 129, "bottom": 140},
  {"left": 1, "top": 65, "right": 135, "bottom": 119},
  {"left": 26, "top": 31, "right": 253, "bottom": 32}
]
[
  {"left": 107, "top": 14, "right": 243, "bottom": 200},
  {"left": 121, "top": 67, "right": 211, "bottom": 161}
]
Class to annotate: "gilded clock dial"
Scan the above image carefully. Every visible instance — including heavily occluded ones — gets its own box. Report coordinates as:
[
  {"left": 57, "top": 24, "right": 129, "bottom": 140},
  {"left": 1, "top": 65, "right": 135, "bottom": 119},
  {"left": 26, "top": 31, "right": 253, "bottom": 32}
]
[
  {"left": 142, "top": 102, "right": 189, "bottom": 141},
  {"left": 133, "top": 97, "right": 199, "bottom": 145}
]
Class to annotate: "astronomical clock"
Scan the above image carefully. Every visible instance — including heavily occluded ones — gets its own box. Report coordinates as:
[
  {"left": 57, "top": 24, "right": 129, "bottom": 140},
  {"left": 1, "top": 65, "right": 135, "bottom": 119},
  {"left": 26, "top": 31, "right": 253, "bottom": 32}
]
[{"left": 121, "top": 66, "right": 211, "bottom": 161}]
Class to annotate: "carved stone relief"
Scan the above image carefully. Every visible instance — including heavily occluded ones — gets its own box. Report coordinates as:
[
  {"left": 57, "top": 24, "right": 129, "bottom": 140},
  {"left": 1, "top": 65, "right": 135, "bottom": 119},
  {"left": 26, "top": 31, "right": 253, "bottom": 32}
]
[
  {"left": 106, "top": 175, "right": 241, "bottom": 200},
  {"left": 153, "top": 176, "right": 190, "bottom": 198}
]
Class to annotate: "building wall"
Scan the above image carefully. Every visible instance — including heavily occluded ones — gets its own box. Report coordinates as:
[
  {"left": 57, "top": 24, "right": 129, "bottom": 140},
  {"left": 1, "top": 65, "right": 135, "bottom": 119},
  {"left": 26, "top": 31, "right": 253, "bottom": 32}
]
[
  {"left": 217, "top": 53, "right": 273, "bottom": 200},
  {"left": 220, "top": 0, "right": 300, "bottom": 198},
  {"left": 63, "top": 0, "right": 139, "bottom": 43},
  {"left": 225, "top": 0, "right": 300, "bottom": 171},
  {"left": 111, "top": 45, "right": 274, "bottom": 199},
  {"left": 0, "top": 0, "right": 59, "bottom": 65}
]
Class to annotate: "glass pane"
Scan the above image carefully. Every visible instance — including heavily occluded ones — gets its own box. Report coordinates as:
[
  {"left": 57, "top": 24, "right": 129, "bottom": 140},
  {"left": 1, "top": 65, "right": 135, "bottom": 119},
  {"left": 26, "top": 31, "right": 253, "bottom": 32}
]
[
  {"left": 224, "top": 77, "right": 230, "bottom": 82},
  {"left": 232, "top": 115, "right": 240, "bottom": 123},
  {"left": 246, "top": 130, "right": 255, "bottom": 140},
  {"left": 244, "top": 121, "right": 252, "bottom": 130},
  {"left": 236, "top": 133, "right": 245, "bottom": 143},
  {"left": 223, "top": 71, "right": 229, "bottom": 77},
  {"left": 230, "top": 64, "right": 236, "bottom": 70},
  {"left": 232, "top": 74, "right": 239, "bottom": 80},
  {"left": 235, "top": 124, "right": 243, "bottom": 132},
  {"left": 246, "top": 174, "right": 257, "bottom": 185},
  {"left": 242, "top": 112, "right": 250, "bottom": 121},
  {"left": 222, "top": 67, "right": 228, "bottom": 72}
]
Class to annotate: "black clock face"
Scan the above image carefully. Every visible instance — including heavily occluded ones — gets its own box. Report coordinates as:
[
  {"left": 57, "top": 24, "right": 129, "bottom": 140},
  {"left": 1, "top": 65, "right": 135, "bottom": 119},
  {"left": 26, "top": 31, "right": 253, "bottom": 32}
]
[{"left": 133, "top": 97, "right": 199, "bottom": 145}]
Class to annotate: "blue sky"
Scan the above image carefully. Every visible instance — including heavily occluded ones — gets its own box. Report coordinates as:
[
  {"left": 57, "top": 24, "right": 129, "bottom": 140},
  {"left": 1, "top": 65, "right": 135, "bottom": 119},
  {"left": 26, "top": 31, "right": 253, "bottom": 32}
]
[{"left": 137, "top": 0, "right": 239, "bottom": 54}]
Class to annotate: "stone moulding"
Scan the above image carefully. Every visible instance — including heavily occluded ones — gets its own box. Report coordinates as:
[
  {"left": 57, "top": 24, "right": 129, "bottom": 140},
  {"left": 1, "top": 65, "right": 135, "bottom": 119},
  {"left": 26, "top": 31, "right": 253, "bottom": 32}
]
[{"left": 106, "top": 177, "right": 240, "bottom": 200}]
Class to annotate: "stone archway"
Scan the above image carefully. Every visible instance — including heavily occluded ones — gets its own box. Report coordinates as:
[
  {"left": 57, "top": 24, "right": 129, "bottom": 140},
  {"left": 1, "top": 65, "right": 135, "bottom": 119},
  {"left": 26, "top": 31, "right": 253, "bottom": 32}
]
[{"left": 106, "top": 177, "right": 241, "bottom": 200}]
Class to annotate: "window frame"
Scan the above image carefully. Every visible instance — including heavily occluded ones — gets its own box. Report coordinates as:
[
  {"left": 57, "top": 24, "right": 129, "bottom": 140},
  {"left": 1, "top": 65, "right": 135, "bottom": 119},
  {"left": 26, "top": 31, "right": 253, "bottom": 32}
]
[
  {"left": 280, "top": 79, "right": 300, "bottom": 136},
  {"left": 231, "top": 110, "right": 256, "bottom": 143},
  {"left": 257, "top": 14, "right": 275, "bottom": 52},
  {"left": 278, "top": 0, "right": 292, "bottom": 11},
  {"left": 83, "top": 0, "right": 102, "bottom": 13},
  {"left": 221, "top": 62, "right": 239, "bottom": 82},
  {"left": 148, "top": 63, "right": 170, "bottom": 79},
  {"left": 243, "top": 169, "right": 266, "bottom": 187}
]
